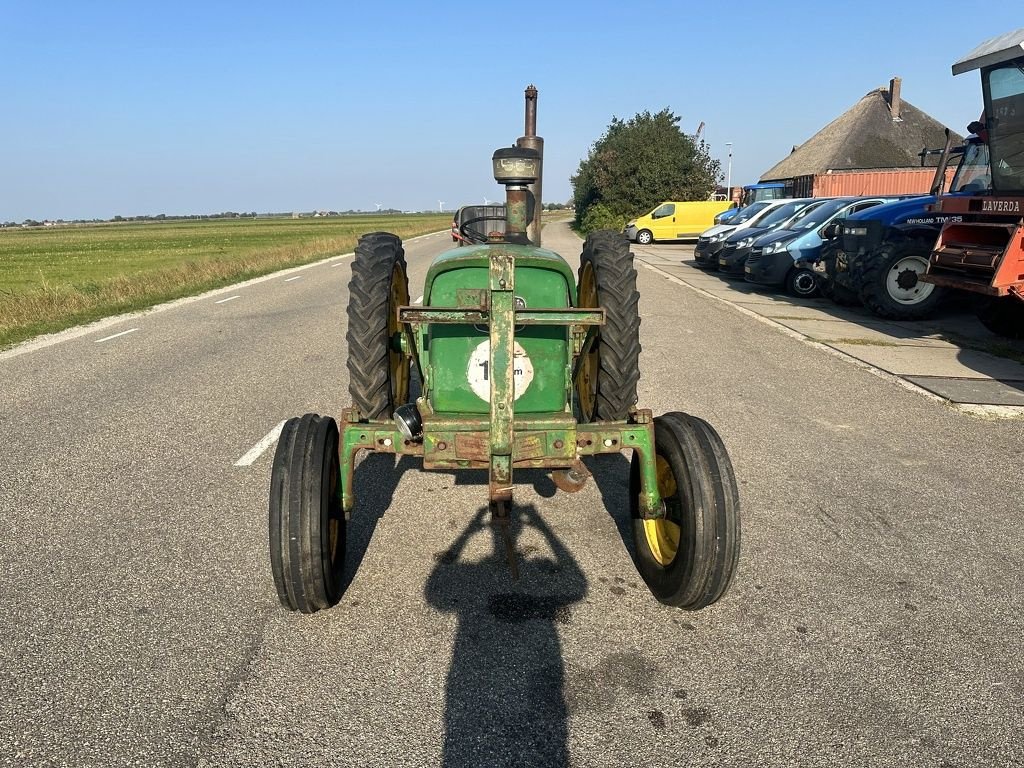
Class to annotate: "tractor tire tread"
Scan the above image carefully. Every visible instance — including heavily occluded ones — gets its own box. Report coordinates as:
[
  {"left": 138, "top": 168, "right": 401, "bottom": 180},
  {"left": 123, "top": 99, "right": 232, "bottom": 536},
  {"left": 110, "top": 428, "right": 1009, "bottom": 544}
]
[
  {"left": 630, "top": 411, "right": 740, "bottom": 610},
  {"left": 579, "top": 231, "right": 641, "bottom": 421},
  {"left": 346, "top": 232, "right": 407, "bottom": 419}
]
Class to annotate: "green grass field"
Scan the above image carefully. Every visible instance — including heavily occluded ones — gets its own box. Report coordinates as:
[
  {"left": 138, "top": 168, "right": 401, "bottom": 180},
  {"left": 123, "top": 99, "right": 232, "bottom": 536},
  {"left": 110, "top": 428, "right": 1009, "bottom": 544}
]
[{"left": 0, "top": 214, "right": 450, "bottom": 349}]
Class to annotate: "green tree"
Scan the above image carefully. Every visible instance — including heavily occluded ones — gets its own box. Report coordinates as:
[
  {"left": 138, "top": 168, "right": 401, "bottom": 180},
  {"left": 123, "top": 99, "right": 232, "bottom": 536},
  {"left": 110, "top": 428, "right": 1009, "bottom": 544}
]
[{"left": 572, "top": 109, "right": 721, "bottom": 232}]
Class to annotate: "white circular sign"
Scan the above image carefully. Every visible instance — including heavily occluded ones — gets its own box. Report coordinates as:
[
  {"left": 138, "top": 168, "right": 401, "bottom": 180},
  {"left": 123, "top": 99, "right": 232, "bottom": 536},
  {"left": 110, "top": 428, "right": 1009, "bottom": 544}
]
[{"left": 467, "top": 340, "right": 535, "bottom": 402}]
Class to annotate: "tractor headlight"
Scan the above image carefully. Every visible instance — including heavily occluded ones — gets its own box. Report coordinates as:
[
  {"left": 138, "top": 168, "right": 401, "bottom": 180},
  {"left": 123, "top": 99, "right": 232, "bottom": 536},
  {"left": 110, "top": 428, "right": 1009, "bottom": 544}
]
[
  {"left": 845, "top": 226, "right": 868, "bottom": 237},
  {"left": 394, "top": 403, "right": 423, "bottom": 441}
]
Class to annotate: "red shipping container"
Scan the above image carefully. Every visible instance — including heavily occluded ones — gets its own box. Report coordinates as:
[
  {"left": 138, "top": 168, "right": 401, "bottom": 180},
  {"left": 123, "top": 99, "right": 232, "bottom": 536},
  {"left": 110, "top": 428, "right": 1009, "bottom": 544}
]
[{"left": 811, "top": 168, "right": 955, "bottom": 197}]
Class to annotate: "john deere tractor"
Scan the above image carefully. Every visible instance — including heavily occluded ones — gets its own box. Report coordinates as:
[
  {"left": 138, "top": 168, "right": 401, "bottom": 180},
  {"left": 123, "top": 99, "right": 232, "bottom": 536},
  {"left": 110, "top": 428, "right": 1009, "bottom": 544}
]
[
  {"left": 268, "top": 86, "right": 741, "bottom": 613},
  {"left": 924, "top": 29, "right": 1024, "bottom": 338}
]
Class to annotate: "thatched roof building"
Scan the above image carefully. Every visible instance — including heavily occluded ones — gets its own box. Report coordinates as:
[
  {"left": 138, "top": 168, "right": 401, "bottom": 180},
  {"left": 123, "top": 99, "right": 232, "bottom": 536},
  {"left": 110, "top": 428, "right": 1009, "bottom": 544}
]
[{"left": 760, "top": 78, "right": 963, "bottom": 196}]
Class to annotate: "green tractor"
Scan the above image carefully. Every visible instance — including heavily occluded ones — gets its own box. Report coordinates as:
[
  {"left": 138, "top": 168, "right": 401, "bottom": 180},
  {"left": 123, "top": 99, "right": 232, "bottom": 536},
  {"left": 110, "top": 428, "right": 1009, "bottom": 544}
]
[{"left": 268, "top": 86, "right": 741, "bottom": 613}]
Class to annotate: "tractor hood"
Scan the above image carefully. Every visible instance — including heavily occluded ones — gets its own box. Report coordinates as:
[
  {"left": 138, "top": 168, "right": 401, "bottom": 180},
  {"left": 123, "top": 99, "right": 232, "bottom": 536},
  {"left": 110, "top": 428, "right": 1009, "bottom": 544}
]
[
  {"left": 844, "top": 195, "right": 936, "bottom": 227},
  {"left": 424, "top": 243, "right": 576, "bottom": 304}
]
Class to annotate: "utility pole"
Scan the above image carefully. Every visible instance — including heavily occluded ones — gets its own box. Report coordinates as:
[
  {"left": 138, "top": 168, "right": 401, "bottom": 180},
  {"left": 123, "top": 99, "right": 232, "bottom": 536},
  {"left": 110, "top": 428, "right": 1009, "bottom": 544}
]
[{"left": 725, "top": 142, "right": 733, "bottom": 203}]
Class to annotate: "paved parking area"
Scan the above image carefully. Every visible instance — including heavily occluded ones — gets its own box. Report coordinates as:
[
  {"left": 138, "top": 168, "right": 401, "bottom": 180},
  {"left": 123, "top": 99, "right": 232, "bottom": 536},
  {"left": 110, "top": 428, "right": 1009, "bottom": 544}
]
[{"left": 632, "top": 242, "right": 1024, "bottom": 414}]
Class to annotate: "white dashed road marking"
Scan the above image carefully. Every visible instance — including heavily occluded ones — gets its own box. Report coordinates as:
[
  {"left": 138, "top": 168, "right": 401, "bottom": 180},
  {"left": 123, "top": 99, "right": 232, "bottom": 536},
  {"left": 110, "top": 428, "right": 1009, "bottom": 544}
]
[
  {"left": 215, "top": 295, "right": 241, "bottom": 304},
  {"left": 284, "top": 276, "right": 303, "bottom": 282},
  {"left": 235, "top": 420, "right": 286, "bottom": 467},
  {"left": 95, "top": 328, "right": 139, "bottom": 343}
]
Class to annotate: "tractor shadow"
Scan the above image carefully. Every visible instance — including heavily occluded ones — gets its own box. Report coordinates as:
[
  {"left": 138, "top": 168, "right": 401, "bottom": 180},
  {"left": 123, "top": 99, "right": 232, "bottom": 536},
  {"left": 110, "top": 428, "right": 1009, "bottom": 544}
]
[
  {"left": 425, "top": 503, "right": 587, "bottom": 768},
  {"left": 339, "top": 452, "right": 418, "bottom": 596},
  {"left": 583, "top": 452, "right": 637, "bottom": 559},
  {"left": 435, "top": 466, "right": 560, "bottom": 499},
  {"left": 340, "top": 369, "right": 425, "bottom": 593}
]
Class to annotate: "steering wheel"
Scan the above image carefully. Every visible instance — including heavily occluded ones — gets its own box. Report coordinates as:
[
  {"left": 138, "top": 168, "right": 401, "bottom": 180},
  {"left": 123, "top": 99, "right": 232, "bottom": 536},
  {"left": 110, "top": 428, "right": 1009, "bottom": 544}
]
[{"left": 459, "top": 215, "right": 503, "bottom": 244}]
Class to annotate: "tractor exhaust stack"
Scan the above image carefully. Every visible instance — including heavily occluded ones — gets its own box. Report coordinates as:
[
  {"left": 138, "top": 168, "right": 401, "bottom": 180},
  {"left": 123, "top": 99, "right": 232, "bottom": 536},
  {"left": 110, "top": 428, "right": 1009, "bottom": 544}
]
[{"left": 516, "top": 85, "right": 544, "bottom": 246}]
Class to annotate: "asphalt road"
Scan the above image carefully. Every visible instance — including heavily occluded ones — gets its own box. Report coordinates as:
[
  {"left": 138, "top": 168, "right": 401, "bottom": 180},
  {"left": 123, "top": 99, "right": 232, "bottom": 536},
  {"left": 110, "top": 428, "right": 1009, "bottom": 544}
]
[{"left": 1, "top": 222, "right": 1022, "bottom": 767}]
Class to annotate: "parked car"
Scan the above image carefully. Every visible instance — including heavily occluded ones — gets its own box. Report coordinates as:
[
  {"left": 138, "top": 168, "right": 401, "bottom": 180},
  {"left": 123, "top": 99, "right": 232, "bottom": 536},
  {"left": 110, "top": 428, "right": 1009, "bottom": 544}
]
[
  {"left": 744, "top": 197, "right": 894, "bottom": 296},
  {"left": 693, "top": 199, "right": 797, "bottom": 269},
  {"left": 717, "top": 198, "right": 822, "bottom": 276},
  {"left": 624, "top": 200, "right": 734, "bottom": 244}
]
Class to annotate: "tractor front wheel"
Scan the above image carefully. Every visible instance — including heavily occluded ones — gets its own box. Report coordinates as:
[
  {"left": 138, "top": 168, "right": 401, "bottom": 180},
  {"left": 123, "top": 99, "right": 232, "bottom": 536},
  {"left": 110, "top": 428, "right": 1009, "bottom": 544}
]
[
  {"left": 347, "top": 232, "right": 410, "bottom": 420},
  {"left": 269, "top": 414, "right": 345, "bottom": 613},
  {"left": 629, "top": 412, "right": 740, "bottom": 610},
  {"left": 576, "top": 231, "right": 641, "bottom": 422}
]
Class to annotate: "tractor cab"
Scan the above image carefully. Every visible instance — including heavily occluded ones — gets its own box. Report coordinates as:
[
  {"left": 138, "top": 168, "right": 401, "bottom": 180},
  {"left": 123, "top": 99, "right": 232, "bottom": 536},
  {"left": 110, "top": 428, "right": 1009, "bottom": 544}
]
[
  {"left": 948, "top": 136, "right": 991, "bottom": 194},
  {"left": 925, "top": 28, "right": 1024, "bottom": 337}
]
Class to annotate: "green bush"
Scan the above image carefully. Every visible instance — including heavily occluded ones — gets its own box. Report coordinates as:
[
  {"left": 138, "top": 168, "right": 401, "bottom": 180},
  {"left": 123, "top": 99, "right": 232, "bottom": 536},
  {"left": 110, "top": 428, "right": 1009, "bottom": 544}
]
[
  {"left": 578, "top": 203, "right": 626, "bottom": 235},
  {"left": 572, "top": 108, "right": 721, "bottom": 230}
]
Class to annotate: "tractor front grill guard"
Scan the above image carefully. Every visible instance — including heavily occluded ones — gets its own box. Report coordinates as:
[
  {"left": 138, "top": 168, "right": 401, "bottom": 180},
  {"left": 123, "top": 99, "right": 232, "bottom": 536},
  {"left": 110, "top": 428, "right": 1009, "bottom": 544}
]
[{"left": 337, "top": 257, "right": 664, "bottom": 521}]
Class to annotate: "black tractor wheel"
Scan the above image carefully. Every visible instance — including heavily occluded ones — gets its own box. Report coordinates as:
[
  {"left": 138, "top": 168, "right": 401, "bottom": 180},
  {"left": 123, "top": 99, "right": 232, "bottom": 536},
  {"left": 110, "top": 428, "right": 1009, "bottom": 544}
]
[
  {"left": 629, "top": 412, "right": 740, "bottom": 610},
  {"left": 576, "top": 231, "right": 641, "bottom": 422},
  {"left": 858, "top": 241, "right": 944, "bottom": 320},
  {"left": 346, "top": 232, "right": 410, "bottom": 419},
  {"left": 786, "top": 267, "right": 819, "bottom": 298},
  {"left": 269, "top": 414, "right": 345, "bottom": 613},
  {"left": 636, "top": 229, "right": 654, "bottom": 245},
  {"left": 977, "top": 297, "right": 1024, "bottom": 339}
]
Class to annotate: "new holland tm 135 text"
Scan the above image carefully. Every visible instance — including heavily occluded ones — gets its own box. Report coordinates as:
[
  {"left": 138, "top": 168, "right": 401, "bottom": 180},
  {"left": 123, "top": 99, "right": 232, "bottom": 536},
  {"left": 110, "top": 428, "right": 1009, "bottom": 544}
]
[{"left": 268, "top": 86, "right": 741, "bottom": 613}]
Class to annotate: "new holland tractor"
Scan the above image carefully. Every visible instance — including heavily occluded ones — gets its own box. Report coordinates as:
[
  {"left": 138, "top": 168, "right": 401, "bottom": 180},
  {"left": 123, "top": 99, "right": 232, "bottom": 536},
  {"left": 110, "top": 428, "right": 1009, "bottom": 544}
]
[
  {"left": 924, "top": 29, "right": 1024, "bottom": 338},
  {"left": 268, "top": 87, "right": 741, "bottom": 614}
]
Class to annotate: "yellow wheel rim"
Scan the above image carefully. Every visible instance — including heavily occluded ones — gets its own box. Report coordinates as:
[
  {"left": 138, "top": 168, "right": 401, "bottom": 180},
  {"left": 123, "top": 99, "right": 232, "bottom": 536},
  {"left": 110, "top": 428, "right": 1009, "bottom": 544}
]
[
  {"left": 643, "top": 455, "right": 681, "bottom": 566},
  {"left": 576, "top": 262, "right": 599, "bottom": 422},
  {"left": 388, "top": 262, "right": 410, "bottom": 407}
]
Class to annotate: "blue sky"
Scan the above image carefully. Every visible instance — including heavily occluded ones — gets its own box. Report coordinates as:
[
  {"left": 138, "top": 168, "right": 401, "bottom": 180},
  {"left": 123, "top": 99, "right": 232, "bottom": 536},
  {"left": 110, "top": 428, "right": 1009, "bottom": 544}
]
[{"left": 2, "top": 2, "right": 1020, "bottom": 221}]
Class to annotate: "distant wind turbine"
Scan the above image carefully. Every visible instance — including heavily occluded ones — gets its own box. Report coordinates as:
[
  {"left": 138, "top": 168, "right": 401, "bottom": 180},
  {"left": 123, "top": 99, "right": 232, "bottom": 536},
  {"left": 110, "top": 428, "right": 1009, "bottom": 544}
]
[
  {"left": 438, "top": 200, "right": 445, "bottom": 213},
  {"left": 375, "top": 203, "right": 382, "bottom": 212}
]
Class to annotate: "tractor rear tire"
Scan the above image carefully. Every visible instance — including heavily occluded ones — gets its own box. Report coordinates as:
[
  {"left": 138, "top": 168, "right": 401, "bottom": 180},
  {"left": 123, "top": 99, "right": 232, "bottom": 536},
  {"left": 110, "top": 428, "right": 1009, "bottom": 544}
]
[
  {"left": 630, "top": 412, "right": 740, "bottom": 610},
  {"left": 346, "top": 232, "right": 410, "bottom": 419},
  {"left": 269, "top": 414, "right": 345, "bottom": 613},
  {"left": 576, "top": 231, "right": 641, "bottom": 422},
  {"left": 857, "top": 241, "right": 943, "bottom": 320},
  {"left": 977, "top": 297, "right": 1024, "bottom": 339}
]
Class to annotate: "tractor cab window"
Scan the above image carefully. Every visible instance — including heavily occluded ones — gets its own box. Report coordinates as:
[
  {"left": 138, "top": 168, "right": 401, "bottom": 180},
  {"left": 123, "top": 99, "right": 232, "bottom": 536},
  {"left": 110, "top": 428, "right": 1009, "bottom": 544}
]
[
  {"left": 984, "top": 63, "right": 1024, "bottom": 194},
  {"left": 741, "top": 186, "right": 785, "bottom": 206},
  {"left": 950, "top": 139, "right": 992, "bottom": 193},
  {"left": 651, "top": 203, "right": 674, "bottom": 219}
]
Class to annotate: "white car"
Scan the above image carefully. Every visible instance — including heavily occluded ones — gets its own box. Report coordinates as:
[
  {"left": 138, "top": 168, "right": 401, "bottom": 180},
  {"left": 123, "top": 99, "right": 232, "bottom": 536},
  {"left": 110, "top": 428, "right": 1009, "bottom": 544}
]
[{"left": 692, "top": 199, "right": 797, "bottom": 268}]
